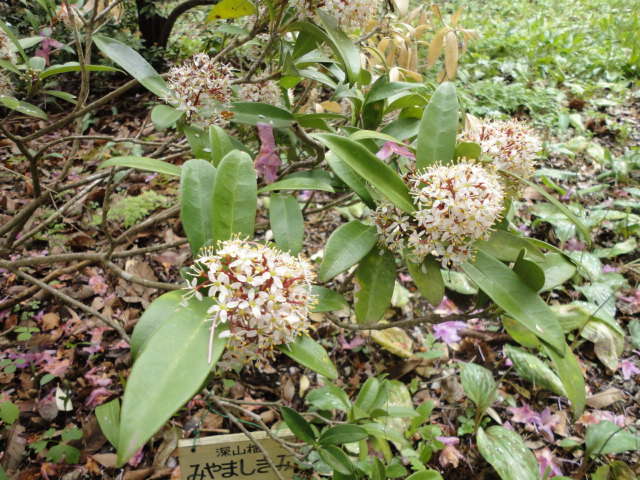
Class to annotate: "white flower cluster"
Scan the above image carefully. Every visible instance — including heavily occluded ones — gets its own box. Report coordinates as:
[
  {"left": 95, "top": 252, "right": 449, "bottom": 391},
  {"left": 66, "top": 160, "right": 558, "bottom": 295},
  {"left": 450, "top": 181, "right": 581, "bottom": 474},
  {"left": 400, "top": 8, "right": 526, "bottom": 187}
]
[
  {"left": 0, "top": 29, "right": 17, "bottom": 65},
  {"left": 165, "top": 53, "right": 234, "bottom": 127},
  {"left": 372, "top": 160, "right": 505, "bottom": 267},
  {"left": 238, "top": 80, "right": 282, "bottom": 105},
  {"left": 184, "top": 238, "right": 317, "bottom": 370},
  {"left": 462, "top": 120, "right": 541, "bottom": 195},
  {"left": 295, "top": 0, "right": 382, "bottom": 31},
  {"left": 0, "top": 71, "right": 13, "bottom": 97}
]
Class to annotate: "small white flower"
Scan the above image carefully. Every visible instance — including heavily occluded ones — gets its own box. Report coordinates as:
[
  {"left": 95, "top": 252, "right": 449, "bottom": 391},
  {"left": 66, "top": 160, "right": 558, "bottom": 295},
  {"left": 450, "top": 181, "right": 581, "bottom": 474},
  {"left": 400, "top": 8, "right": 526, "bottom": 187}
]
[
  {"left": 0, "top": 30, "right": 17, "bottom": 65},
  {"left": 238, "top": 81, "right": 282, "bottom": 105},
  {"left": 295, "top": 0, "right": 383, "bottom": 31}
]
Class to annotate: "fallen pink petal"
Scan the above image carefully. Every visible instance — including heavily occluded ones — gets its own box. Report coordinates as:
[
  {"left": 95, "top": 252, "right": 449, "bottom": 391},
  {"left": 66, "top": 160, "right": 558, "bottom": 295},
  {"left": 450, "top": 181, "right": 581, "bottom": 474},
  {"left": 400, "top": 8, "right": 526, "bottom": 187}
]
[
  {"left": 376, "top": 141, "right": 416, "bottom": 161},
  {"left": 433, "top": 321, "right": 467, "bottom": 343}
]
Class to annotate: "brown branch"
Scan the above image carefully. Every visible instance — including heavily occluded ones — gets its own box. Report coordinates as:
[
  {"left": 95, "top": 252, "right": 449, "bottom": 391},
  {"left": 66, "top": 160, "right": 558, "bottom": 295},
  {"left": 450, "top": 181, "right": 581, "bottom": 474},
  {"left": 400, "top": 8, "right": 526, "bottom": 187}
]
[
  {"left": 159, "top": 0, "right": 217, "bottom": 48},
  {"left": 104, "top": 261, "right": 180, "bottom": 291}
]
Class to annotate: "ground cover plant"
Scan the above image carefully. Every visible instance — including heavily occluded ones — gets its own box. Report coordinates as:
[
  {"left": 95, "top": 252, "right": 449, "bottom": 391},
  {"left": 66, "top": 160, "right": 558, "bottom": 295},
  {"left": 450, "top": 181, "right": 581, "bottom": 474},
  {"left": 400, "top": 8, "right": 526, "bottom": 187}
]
[{"left": 0, "top": 0, "right": 638, "bottom": 479}]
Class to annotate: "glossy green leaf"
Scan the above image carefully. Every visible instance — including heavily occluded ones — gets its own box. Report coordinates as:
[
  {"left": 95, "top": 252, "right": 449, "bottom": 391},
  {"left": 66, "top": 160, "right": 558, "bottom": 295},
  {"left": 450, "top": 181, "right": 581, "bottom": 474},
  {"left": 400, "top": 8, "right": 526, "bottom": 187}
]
[
  {"left": 0, "top": 96, "right": 47, "bottom": 119},
  {"left": 280, "top": 406, "right": 316, "bottom": 444},
  {"left": 130, "top": 291, "right": 186, "bottom": 359},
  {"left": 229, "top": 102, "right": 294, "bottom": 129},
  {"left": 585, "top": 421, "right": 640, "bottom": 457},
  {"left": 151, "top": 105, "right": 183, "bottom": 130},
  {"left": 501, "top": 317, "right": 540, "bottom": 348},
  {"left": 93, "top": 35, "right": 169, "bottom": 98},
  {"left": 306, "top": 383, "right": 351, "bottom": 411},
  {"left": 319, "top": 425, "right": 368, "bottom": 445},
  {"left": 477, "top": 426, "right": 539, "bottom": 480},
  {"left": 259, "top": 176, "right": 334, "bottom": 193},
  {"left": 99, "top": 156, "right": 181, "bottom": 177},
  {"left": 539, "top": 252, "right": 576, "bottom": 292},
  {"left": 209, "top": 125, "right": 234, "bottom": 167},
  {"left": 269, "top": 193, "right": 304, "bottom": 255},
  {"left": 316, "top": 11, "right": 361, "bottom": 84},
  {"left": 454, "top": 142, "right": 482, "bottom": 160},
  {"left": 512, "top": 253, "right": 546, "bottom": 292},
  {"left": 313, "top": 134, "right": 415, "bottom": 213},
  {"left": 326, "top": 153, "right": 375, "bottom": 208},
  {"left": 365, "top": 81, "right": 428, "bottom": 104},
  {"left": 461, "top": 250, "right": 565, "bottom": 354},
  {"left": 318, "top": 220, "right": 378, "bottom": 282},
  {"left": 459, "top": 363, "right": 497, "bottom": 414},
  {"left": 211, "top": 150, "right": 257, "bottom": 242},
  {"left": 406, "top": 472, "right": 444, "bottom": 480},
  {"left": 117, "top": 298, "right": 228, "bottom": 466},
  {"left": 404, "top": 254, "right": 444, "bottom": 306},
  {"left": 476, "top": 230, "right": 544, "bottom": 262},
  {"left": 42, "top": 90, "right": 77, "bottom": 104},
  {"left": 354, "top": 377, "right": 381, "bottom": 413},
  {"left": 310, "top": 286, "right": 349, "bottom": 312},
  {"left": 504, "top": 345, "right": 565, "bottom": 396},
  {"left": 543, "top": 342, "right": 586, "bottom": 419},
  {"left": 40, "top": 62, "right": 120, "bottom": 79},
  {"left": 183, "top": 125, "right": 212, "bottom": 161},
  {"left": 206, "top": 0, "right": 257, "bottom": 20},
  {"left": 181, "top": 159, "right": 216, "bottom": 254},
  {"left": 354, "top": 248, "right": 395, "bottom": 324},
  {"left": 277, "top": 334, "right": 338, "bottom": 379},
  {"left": 95, "top": 399, "right": 120, "bottom": 448},
  {"left": 416, "top": 82, "right": 458, "bottom": 169},
  {"left": 319, "top": 446, "right": 355, "bottom": 475}
]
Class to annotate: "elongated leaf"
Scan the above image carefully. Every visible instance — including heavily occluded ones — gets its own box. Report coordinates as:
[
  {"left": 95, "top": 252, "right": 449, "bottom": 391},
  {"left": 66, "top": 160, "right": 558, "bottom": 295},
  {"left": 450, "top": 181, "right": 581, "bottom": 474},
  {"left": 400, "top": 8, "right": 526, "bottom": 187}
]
[
  {"left": 416, "top": 81, "right": 458, "bottom": 169},
  {"left": 151, "top": 105, "right": 183, "bottom": 130},
  {"left": 477, "top": 426, "right": 539, "bottom": 480},
  {"left": 95, "top": 399, "right": 120, "bottom": 448},
  {"left": 406, "top": 472, "right": 443, "bottom": 480},
  {"left": 326, "top": 153, "right": 375, "bottom": 208},
  {"left": 504, "top": 345, "right": 566, "bottom": 396},
  {"left": 93, "top": 35, "right": 169, "bottom": 98},
  {"left": 349, "top": 130, "right": 415, "bottom": 152},
  {"left": 211, "top": 150, "right": 257, "bottom": 242},
  {"left": 461, "top": 250, "right": 565, "bottom": 354},
  {"left": 40, "top": 62, "right": 120, "bottom": 79},
  {"left": 460, "top": 363, "right": 497, "bottom": 414},
  {"left": 259, "top": 176, "right": 334, "bottom": 193},
  {"left": 181, "top": 159, "right": 216, "bottom": 254},
  {"left": 99, "top": 156, "right": 181, "bottom": 177},
  {"left": 269, "top": 193, "right": 304, "bottom": 255},
  {"left": 280, "top": 406, "right": 316, "bottom": 444},
  {"left": 585, "top": 421, "right": 640, "bottom": 457},
  {"left": 310, "top": 286, "right": 349, "bottom": 312},
  {"left": 318, "top": 220, "right": 378, "bottom": 282},
  {"left": 182, "top": 125, "right": 212, "bottom": 161},
  {"left": 117, "top": 298, "right": 228, "bottom": 466},
  {"left": 404, "top": 254, "right": 444, "bottom": 306},
  {"left": 317, "top": 11, "right": 361, "bottom": 85},
  {"left": 130, "top": 291, "right": 184, "bottom": 359},
  {"left": 277, "top": 334, "right": 338, "bottom": 379},
  {"left": 354, "top": 377, "right": 381, "bottom": 413},
  {"left": 319, "top": 446, "right": 354, "bottom": 475},
  {"left": 209, "top": 125, "right": 234, "bottom": 166},
  {"left": 42, "top": 90, "right": 77, "bottom": 104},
  {"left": 0, "top": 97, "right": 47, "bottom": 119},
  {"left": 230, "top": 102, "right": 294, "bottom": 128},
  {"left": 306, "top": 383, "right": 351, "bottom": 411},
  {"left": 313, "top": 134, "right": 415, "bottom": 213},
  {"left": 539, "top": 252, "right": 576, "bottom": 292},
  {"left": 319, "top": 425, "right": 368, "bottom": 445},
  {"left": 542, "top": 343, "right": 585, "bottom": 419},
  {"left": 365, "top": 81, "right": 428, "bottom": 104},
  {"left": 354, "top": 248, "right": 396, "bottom": 324},
  {"left": 476, "top": 230, "right": 544, "bottom": 262},
  {"left": 206, "top": 0, "right": 256, "bottom": 21}
]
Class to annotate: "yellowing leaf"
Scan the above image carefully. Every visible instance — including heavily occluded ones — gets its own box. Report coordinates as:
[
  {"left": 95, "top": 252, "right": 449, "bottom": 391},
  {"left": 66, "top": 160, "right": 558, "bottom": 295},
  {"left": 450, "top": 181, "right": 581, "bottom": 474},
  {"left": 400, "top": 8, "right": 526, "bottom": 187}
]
[
  {"left": 444, "top": 30, "right": 459, "bottom": 80},
  {"left": 206, "top": 0, "right": 257, "bottom": 21}
]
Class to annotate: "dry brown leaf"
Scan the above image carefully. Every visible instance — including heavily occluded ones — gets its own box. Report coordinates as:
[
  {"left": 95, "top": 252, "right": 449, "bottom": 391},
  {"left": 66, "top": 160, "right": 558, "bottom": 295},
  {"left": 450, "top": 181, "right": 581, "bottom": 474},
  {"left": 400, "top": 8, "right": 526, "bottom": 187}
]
[
  {"left": 2, "top": 423, "right": 26, "bottom": 471},
  {"left": 91, "top": 453, "right": 118, "bottom": 469},
  {"left": 586, "top": 388, "right": 626, "bottom": 409},
  {"left": 444, "top": 30, "right": 459, "bottom": 80},
  {"left": 153, "top": 427, "right": 180, "bottom": 471},
  {"left": 41, "top": 312, "right": 61, "bottom": 330},
  {"left": 427, "top": 30, "right": 445, "bottom": 68}
]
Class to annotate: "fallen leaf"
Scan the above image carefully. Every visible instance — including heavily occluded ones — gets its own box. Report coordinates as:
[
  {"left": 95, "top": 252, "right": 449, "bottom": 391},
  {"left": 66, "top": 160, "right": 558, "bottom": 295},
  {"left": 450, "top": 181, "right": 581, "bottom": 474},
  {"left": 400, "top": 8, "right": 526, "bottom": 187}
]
[{"left": 586, "top": 388, "right": 626, "bottom": 409}]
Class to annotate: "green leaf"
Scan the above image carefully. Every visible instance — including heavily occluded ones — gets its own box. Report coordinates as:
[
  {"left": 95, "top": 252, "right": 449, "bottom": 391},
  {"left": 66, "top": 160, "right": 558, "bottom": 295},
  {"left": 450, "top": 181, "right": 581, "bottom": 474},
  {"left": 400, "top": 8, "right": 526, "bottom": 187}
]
[
  {"left": 461, "top": 250, "right": 565, "bottom": 354},
  {"left": 211, "top": 150, "right": 257, "bottom": 242},
  {"left": 454, "top": 142, "right": 482, "bottom": 160},
  {"left": 0, "top": 96, "right": 47, "bottom": 119},
  {"left": 117, "top": 297, "right": 228, "bottom": 466},
  {"left": 99, "top": 156, "right": 181, "bottom": 177},
  {"left": 319, "top": 425, "right": 368, "bottom": 445},
  {"left": 512, "top": 253, "right": 545, "bottom": 292},
  {"left": 318, "top": 220, "right": 378, "bottom": 282},
  {"left": 277, "top": 335, "right": 338, "bottom": 379},
  {"left": 306, "top": 383, "right": 351, "bottom": 411},
  {"left": 0, "top": 23, "right": 28, "bottom": 62},
  {"left": 206, "top": 0, "right": 256, "bottom": 21},
  {"left": 415, "top": 82, "right": 458, "bottom": 169},
  {"left": 40, "top": 62, "right": 120, "bottom": 79},
  {"left": 280, "top": 406, "right": 317, "bottom": 444},
  {"left": 504, "top": 345, "right": 566, "bottom": 396},
  {"left": 476, "top": 230, "right": 544, "bottom": 262},
  {"left": 326, "top": 152, "right": 375, "bottom": 208},
  {"left": 404, "top": 254, "right": 444, "bottom": 306},
  {"left": 259, "top": 176, "right": 334, "bottom": 194},
  {"left": 585, "top": 421, "right": 640, "bottom": 457},
  {"left": 477, "top": 426, "right": 539, "bottom": 480},
  {"left": 95, "top": 399, "right": 120, "bottom": 449},
  {"left": 151, "top": 105, "right": 184, "bottom": 130},
  {"left": 310, "top": 286, "right": 349, "bottom": 313},
  {"left": 229, "top": 102, "right": 294, "bottom": 129},
  {"left": 269, "top": 193, "right": 304, "bottom": 255},
  {"left": 313, "top": 134, "right": 415, "bottom": 213},
  {"left": 183, "top": 125, "right": 213, "bottom": 161},
  {"left": 42, "top": 90, "right": 77, "bottom": 104},
  {"left": 539, "top": 252, "right": 576, "bottom": 292},
  {"left": 209, "top": 125, "right": 234, "bottom": 167},
  {"left": 354, "top": 247, "right": 396, "bottom": 324},
  {"left": 354, "top": 377, "right": 381, "bottom": 413},
  {"left": 406, "top": 472, "right": 444, "bottom": 480},
  {"left": 459, "top": 363, "right": 497, "bottom": 414},
  {"left": 501, "top": 317, "right": 540, "bottom": 348},
  {"left": 365, "top": 81, "right": 428, "bottom": 104},
  {"left": 0, "top": 401, "right": 19, "bottom": 425},
  {"left": 130, "top": 291, "right": 184, "bottom": 359},
  {"left": 181, "top": 159, "right": 216, "bottom": 255},
  {"left": 348, "top": 130, "right": 414, "bottom": 150},
  {"left": 93, "top": 35, "right": 169, "bottom": 98},
  {"left": 316, "top": 11, "right": 361, "bottom": 85},
  {"left": 319, "top": 445, "right": 355, "bottom": 475},
  {"left": 542, "top": 343, "right": 586, "bottom": 419}
]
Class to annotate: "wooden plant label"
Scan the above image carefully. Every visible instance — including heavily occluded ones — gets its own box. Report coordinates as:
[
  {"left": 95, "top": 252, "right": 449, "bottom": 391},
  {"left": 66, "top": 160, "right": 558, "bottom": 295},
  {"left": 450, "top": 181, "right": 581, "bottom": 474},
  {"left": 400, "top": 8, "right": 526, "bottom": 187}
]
[{"left": 178, "top": 429, "right": 295, "bottom": 480}]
